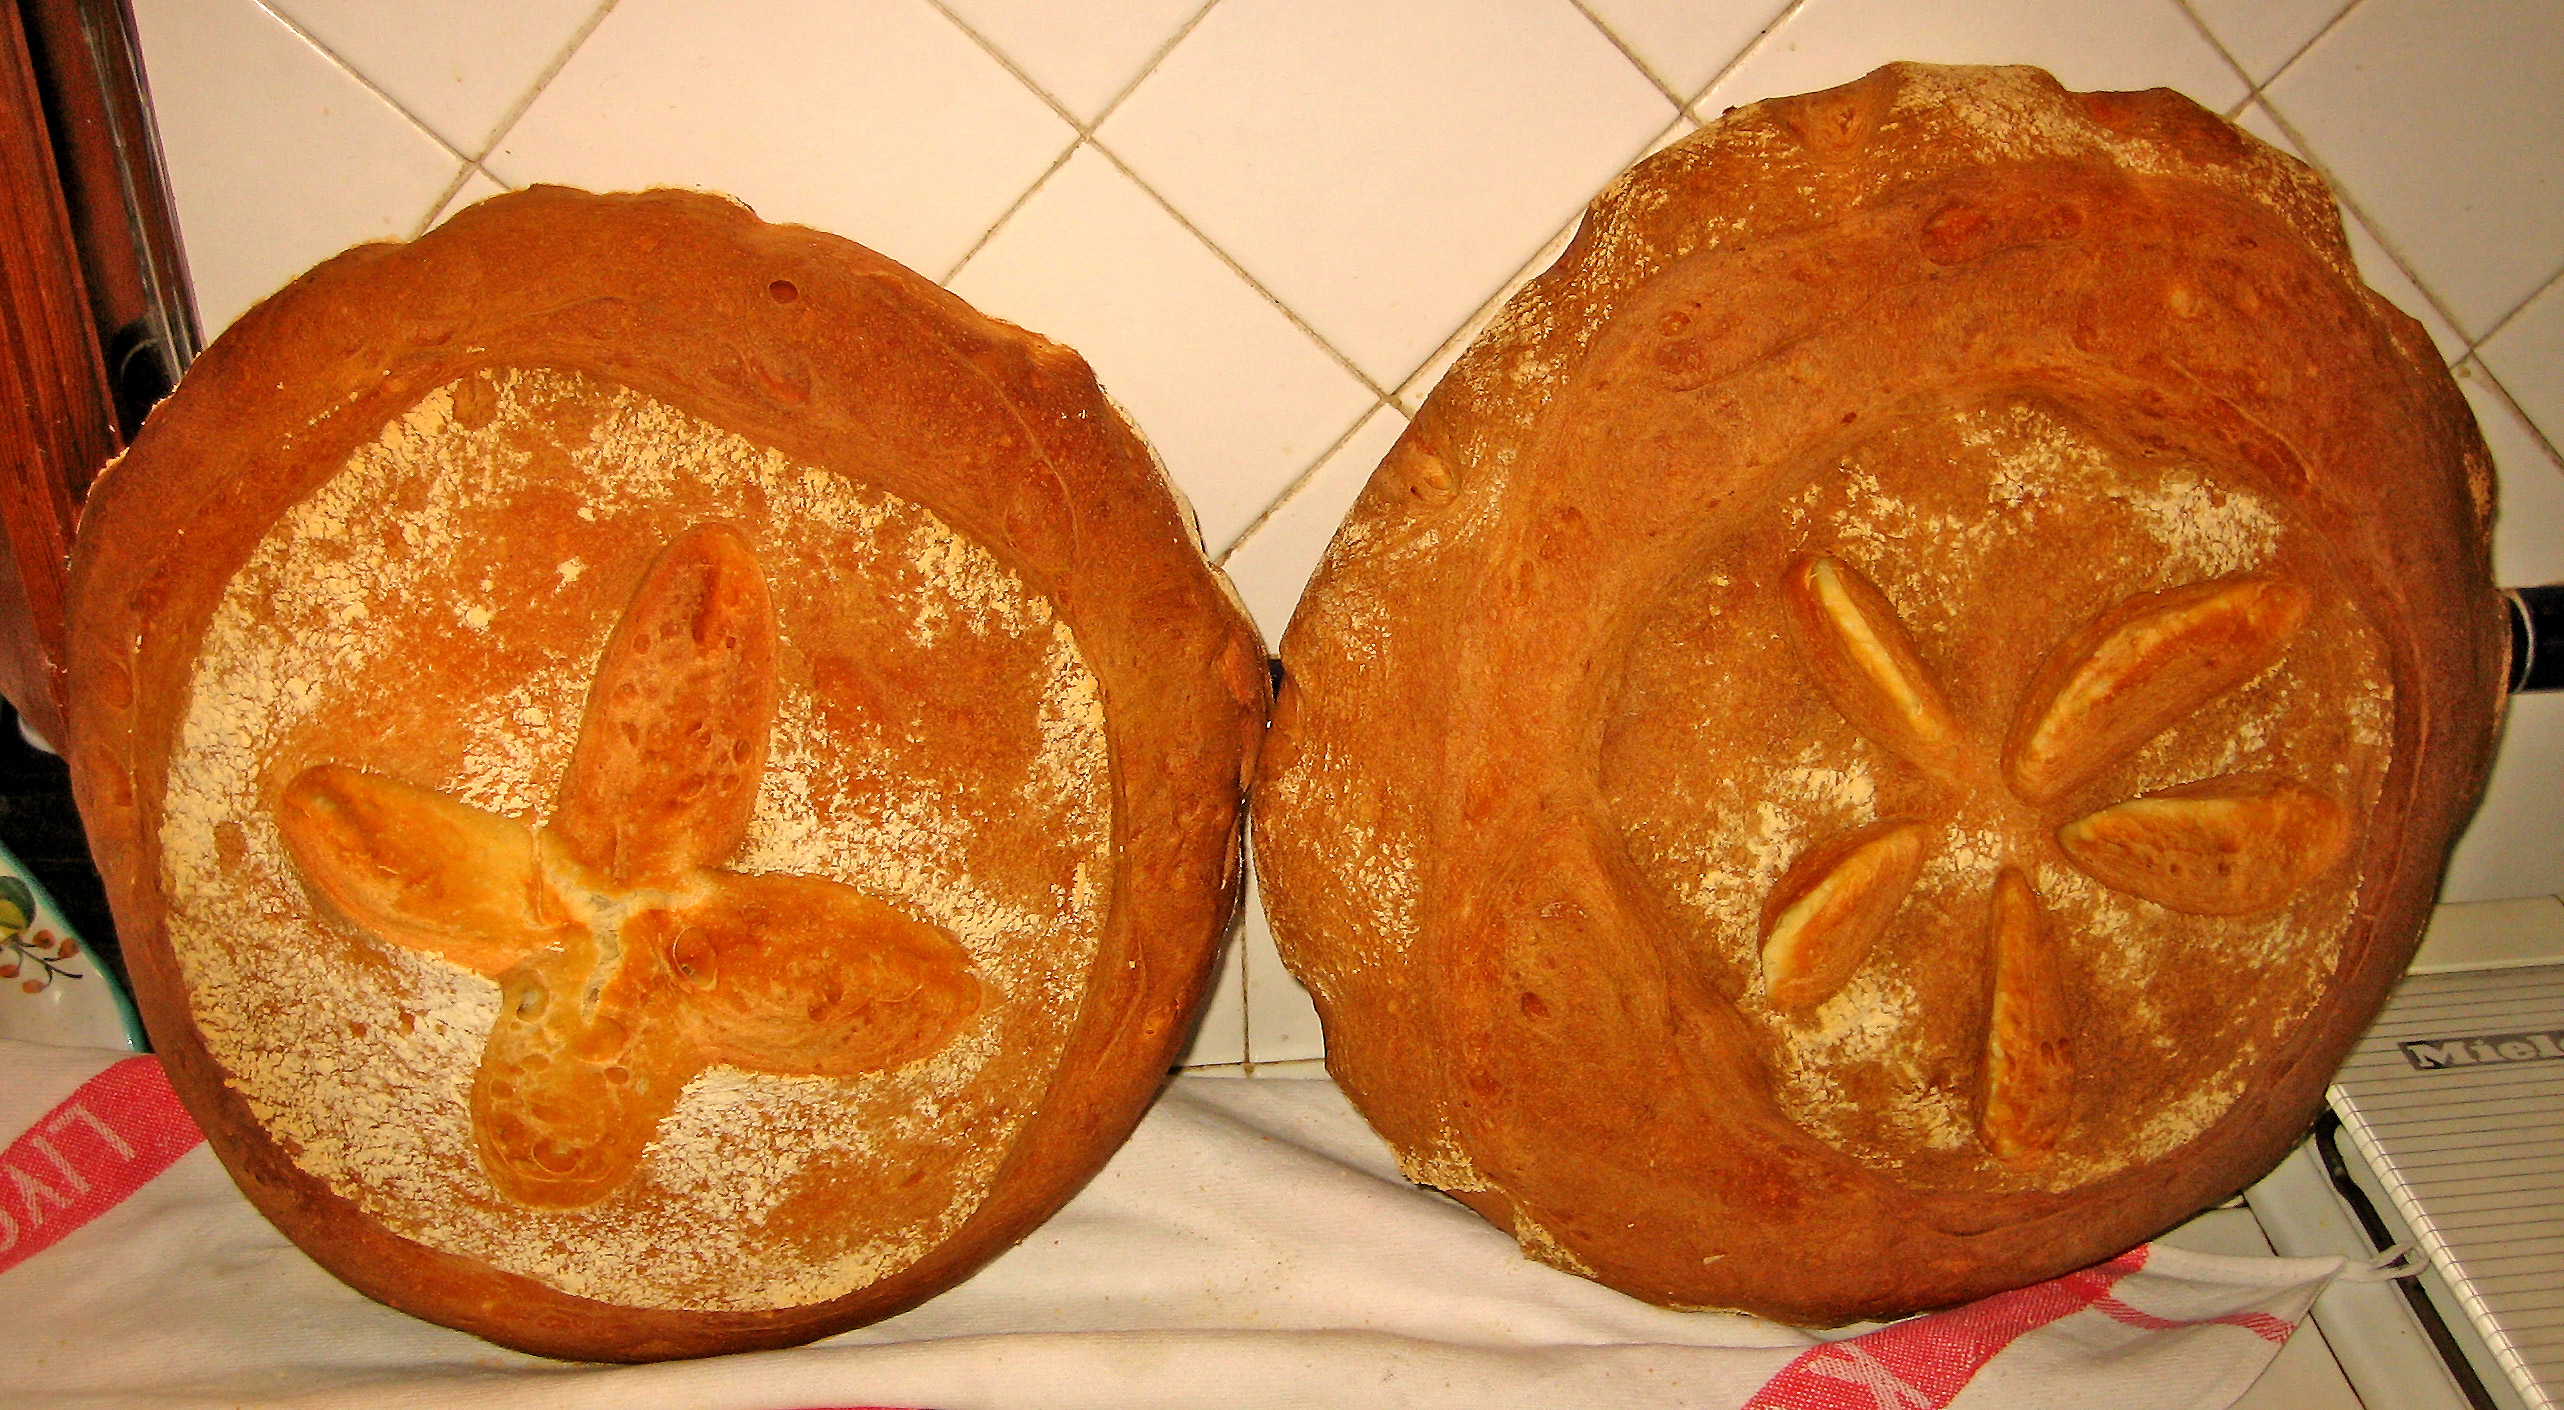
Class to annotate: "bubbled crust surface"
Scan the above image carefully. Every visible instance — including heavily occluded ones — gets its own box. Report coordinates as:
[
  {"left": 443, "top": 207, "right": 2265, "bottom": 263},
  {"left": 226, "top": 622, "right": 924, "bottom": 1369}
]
[
  {"left": 1254, "top": 64, "right": 2504, "bottom": 1325},
  {"left": 64, "top": 187, "right": 1267, "bottom": 1361}
]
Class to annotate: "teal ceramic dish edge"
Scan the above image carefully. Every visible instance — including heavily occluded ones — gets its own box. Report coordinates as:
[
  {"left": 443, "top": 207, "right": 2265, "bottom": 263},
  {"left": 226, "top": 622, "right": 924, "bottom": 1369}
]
[{"left": 0, "top": 837, "right": 145, "bottom": 1052}]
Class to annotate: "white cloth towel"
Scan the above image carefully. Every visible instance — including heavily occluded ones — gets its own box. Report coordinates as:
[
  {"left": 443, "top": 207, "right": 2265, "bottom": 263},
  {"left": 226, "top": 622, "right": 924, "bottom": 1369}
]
[{"left": 0, "top": 1039, "right": 2352, "bottom": 1409}]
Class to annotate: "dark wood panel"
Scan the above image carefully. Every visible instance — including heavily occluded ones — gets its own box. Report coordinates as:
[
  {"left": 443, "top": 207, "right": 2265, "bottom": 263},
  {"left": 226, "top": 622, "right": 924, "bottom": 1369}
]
[
  {"left": 0, "top": 0, "right": 112, "bottom": 747},
  {"left": 18, "top": 0, "right": 194, "bottom": 444}
]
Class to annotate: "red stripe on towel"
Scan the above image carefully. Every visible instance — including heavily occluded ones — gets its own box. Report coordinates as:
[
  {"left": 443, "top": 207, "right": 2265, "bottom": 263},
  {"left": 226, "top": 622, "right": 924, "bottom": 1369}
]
[
  {"left": 0, "top": 1057, "right": 204, "bottom": 1276},
  {"left": 1742, "top": 1248, "right": 2149, "bottom": 1409},
  {"left": 2092, "top": 1292, "right": 2297, "bottom": 1343}
]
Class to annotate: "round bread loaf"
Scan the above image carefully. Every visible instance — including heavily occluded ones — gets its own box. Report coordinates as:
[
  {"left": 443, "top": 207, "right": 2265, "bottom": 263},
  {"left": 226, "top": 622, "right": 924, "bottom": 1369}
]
[
  {"left": 64, "top": 187, "right": 1267, "bottom": 1360},
  {"left": 1255, "top": 64, "right": 2508, "bottom": 1324}
]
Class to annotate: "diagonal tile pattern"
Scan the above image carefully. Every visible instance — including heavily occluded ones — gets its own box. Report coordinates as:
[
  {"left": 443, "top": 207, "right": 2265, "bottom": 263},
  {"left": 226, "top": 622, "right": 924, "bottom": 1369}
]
[
  {"left": 133, "top": 0, "right": 2564, "bottom": 1064},
  {"left": 2480, "top": 277, "right": 2564, "bottom": 462},
  {"left": 949, "top": 145, "right": 1374, "bottom": 558},
  {"left": 2260, "top": 0, "right": 2564, "bottom": 342},
  {"left": 426, "top": 168, "right": 510, "bottom": 232},
  {"left": 2231, "top": 101, "right": 2471, "bottom": 362},
  {"left": 487, "top": 0, "right": 1077, "bottom": 278},
  {"left": 1578, "top": 0, "right": 1797, "bottom": 100},
  {"left": 128, "top": 0, "right": 464, "bottom": 335},
  {"left": 1097, "top": 0, "right": 1675, "bottom": 389},
  {"left": 937, "top": 0, "right": 1208, "bottom": 125},
  {"left": 1694, "top": 0, "right": 2248, "bottom": 119},
  {"left": 262, "top": 0, "right": 606, "bottom": 155},
  {"left": 2186, "top": 0, "right": 2356, "bottom": 86}
]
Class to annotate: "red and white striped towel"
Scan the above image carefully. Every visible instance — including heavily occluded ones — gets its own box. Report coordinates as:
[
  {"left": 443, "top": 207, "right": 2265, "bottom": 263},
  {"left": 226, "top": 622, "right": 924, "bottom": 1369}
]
[{"left": 0, "top": 1038, "right": 2351, "bottom": 1409}]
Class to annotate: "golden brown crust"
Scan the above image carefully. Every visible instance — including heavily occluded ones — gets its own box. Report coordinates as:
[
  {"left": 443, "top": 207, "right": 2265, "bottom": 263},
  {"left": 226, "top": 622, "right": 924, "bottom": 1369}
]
[
  {"left": 1256, "top": 64, "right": 2504, "bottom": 1324},
  {"left": 65, "top": 187, "right": 1266, "bottom": 1359}
]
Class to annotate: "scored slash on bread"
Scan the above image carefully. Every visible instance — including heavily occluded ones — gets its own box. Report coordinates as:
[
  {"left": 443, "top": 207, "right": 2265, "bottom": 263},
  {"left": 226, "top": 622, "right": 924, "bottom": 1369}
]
[
  {"left": 278, "top": 524, "right": 979, "bottom": 1209},
  {"left": 2004, "top": 577, "right": 2312, "bottom": 805},
  {"left": 2058, "top": 775, "right": 2351, "bottom": 916},
  {"left": 1978, "top": 869, "right": 2073, "bottom": 1167},
  {"left": 1758, "top": 819, "right": 1927, "bottom": 1015},
  {"left": 1771, "top": 553, "right": 2347, "bottom": 1164},
  {"left": 1253, "top": 63, "right": 2507, "bottom": 1327},
  {"left": 65, "top": 185, "right": 1271, "bottom": 1358},
  {"left": 1781, "top": 555, "right": 1966, "bottom": 784}
]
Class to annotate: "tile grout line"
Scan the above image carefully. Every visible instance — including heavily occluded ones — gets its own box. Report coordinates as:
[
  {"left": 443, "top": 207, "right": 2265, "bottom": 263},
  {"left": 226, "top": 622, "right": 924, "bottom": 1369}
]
[
  {"left": 1682, "top": 0, "right": 1808, "bottom": 117},
  {"left": 929, "top": 0, "right": 1223, "bottom": 141},
  {"left": 2186, "top": 1, "right": 2491, "bottom": 371},
  {"left": 932, "top": 0, "right": 1695, "bottom": 568},
  {"left": 1564, "top": 0, "right": 1686, "bottom": 111},
  {"left": 2467, "top": 257, "right": 2564, "bottom": 362},
  {"left": 1390, "top": 223, "right": 1571, "bottom": 411},
  {"left": 1087, "top": 140, "right": 1394, "bottom": 403},
  {"left": 245, "top": 0, "right": 465, "bottom": 162},
  {"left": 392, "top": 0, "right": 624, "bottom": 239},
  {"left": 2238, "top": 0, "right": 2564, "bottom": 372},
  {"left": 941, "top": 0, "right": 1415, "bottom": 409},
  {"left": 2253, "top": 0, "right": 2367, "bottom": 100},
  {"left": 891, "top": 0, "right": 1286, "bottom": 1053},
  {"left": 466, "top": 0, "right": 624, "bottom": 169},
  {"left": 1387, "top": 106, "right": 1699, "bottom": 414},
  {"left": 924, "top": 0, "right": 1394, "bottom": 584},
  {"left": 2460, "top": 356, "right": 2564, "bottom": 475},
  {"left": 926, "top": 0, "right": 1094, "bottom": 139},
  {"left": 1211, "top": 399, "right": 1393, "bottom": 567},
  {"left": 413, "top": 166, "right": 485, "bottom": 241},
  {"left": 1085, "top": 0, "right": 1225, "bottom": 134},
  {"left": 937, "top": 138, "right": 1082, "bottom": 286},
  {"left": 2246, "top": 97, "right": 2482, "bottom": 359},
  {"left": 918, "top": 0, "right": 1097, "bottom": 284},
  {"left": 922, "top": 0, "right": 1222, "bottom": 285},
  {"left": 2225, "top": 2, "right": 2564, "bottom": 453},
  {"left": 1370, "top": 12, "right": 1772, "bottom": 428},
  {"left": 1105, "top": 1, "right": 1717, "bottom": 561},
  {"left": 2168, "top": 0, "right": 2266, "bottom": 113},
  {"left": 244, "top": 0, "right": 476, "bottom": 234},
  {"left": 2182, "top": 7, "right": 2564, "bottom": 549}
]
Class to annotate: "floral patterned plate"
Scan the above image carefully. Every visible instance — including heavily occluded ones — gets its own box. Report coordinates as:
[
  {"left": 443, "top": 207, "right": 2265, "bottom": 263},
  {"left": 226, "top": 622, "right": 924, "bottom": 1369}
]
[{"left": 0, "top": 840, "right": 143, "bottom": 1051}]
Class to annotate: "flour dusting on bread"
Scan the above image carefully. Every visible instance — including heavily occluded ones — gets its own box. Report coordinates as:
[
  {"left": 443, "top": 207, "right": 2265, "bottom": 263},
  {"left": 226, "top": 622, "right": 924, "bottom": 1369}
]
[{"left": 162, "top": 368, "right": 1111, "bottom": 1311}]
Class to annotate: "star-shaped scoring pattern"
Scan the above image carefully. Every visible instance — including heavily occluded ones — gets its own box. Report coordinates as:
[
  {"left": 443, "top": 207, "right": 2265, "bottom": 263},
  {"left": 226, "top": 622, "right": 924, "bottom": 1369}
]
[
  {"left": 276, "top": 524, "right": 981, "bottom": 1209},
  {"left": 1758, "top": 554, "right": 2351, "bottom": 1168}
]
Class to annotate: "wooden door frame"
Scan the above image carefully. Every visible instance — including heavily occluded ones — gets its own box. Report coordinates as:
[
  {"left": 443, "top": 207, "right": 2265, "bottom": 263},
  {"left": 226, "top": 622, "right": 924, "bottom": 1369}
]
[{"left": 0, "top": 0, "right": 194, "bottom": 747}]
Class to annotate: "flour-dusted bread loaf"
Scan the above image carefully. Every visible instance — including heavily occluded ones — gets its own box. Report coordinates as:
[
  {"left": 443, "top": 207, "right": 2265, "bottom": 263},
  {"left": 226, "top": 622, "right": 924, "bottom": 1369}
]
[
  {"left": 1254, "top": 64, "right": 2508, "bottom": 1324},
  {"left": 64, "top": 187, "right": 1267, "bottom": 1360}
]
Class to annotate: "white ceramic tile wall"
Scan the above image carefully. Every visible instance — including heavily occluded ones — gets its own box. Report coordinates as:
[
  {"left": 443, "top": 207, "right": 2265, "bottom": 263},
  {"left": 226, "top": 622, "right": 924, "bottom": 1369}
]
[
  {"left": 261, "top": 0, "right": 603, "bottom": 155},
  {"left": 2185, "top": 0, "right": 2353, "bottom": 85},
  {"left": 939, "top": 0, "right": 1206, "bottom": 125},
  {"left": 134, "top": 0, "right": 2564, "bottom": 1068},
  {"left": 488, "top": 0, "right": 1076, "bottom": 280},
  {"left": 2258, "top": 0, "right": 2564, "bottom": 342},
  {"left": 128, "top": 0, "right": 460, "bottom": 335},
  {"left": 946, "top": 144, "right": 1374, "bottom": 558},
  {"left": 1693, "top": 0, "right": 2247, "bottom": 118}
]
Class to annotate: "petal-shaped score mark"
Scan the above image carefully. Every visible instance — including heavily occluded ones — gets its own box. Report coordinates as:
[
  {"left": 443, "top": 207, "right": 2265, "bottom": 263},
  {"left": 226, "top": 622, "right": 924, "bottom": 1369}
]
[
  {"left": 475, "top": 923, "right": 697, "bottom": 1210},
  {"left": 2005, "top": 576, "right": 2309, "bottom": 804},
  {"left": 1766, "top": 556, "right": 2340, "bottom": 1173},
  {"left": 649, "top": 873, "right": 983, "bottom": 1077},
  {"left": 2058, "top": 774, "right": 2351, "bottom": 916},
  {"left": 1783, "top": 556, "right": 1967, "bottom": 782},
  {"left": 549, "top": 524, "right": 778, "bottom": 889},
  {"left": 275, "top": 524, "right": 980, "bottom": 1210},
  {"left": 1978, "top": 869, "right": 2073, "bottom": 1166},
  {"left": 279, "top": 764, "right": 568, "bottom": 972},
  {"left": 1760, "top": 820, "right": 1928, "bottom": 1013}
]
